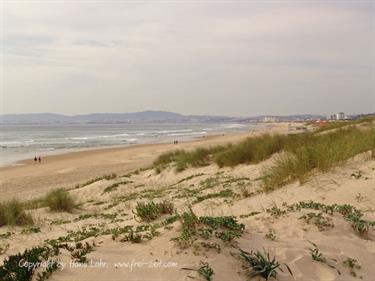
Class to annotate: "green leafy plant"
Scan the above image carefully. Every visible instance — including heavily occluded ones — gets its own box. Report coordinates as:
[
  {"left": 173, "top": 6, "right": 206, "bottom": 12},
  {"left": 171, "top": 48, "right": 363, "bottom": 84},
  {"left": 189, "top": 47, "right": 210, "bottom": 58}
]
[
  {"left": 299, "top": 212, "right": 334, "bottom": 231},
  {"left": 308, "top": 241, "right": 340, "bottom": 275},
  {"left": 182, "top": 261, "right": 214, "bottom": 281},
  {"left": 343, "top": 258, "right": 361, "bottom": 277},
  {"left": 238, "top": 249, "right": 292, "bottom": 280},
  {"left": 133, "top": 201, "right": 174, "bottom": 222},
  {"left": 265, "top": 228, "right": 276, "bottom": 241}
]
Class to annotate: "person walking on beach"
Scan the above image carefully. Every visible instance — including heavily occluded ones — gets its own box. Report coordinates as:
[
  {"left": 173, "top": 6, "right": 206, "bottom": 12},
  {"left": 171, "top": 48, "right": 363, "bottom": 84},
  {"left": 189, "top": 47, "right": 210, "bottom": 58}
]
[
  {"left": 38, "top": 156, "right": 41, "bottom": 163},
  {"left": 34, "top": 156, "right": 37, "bottom": 163}
]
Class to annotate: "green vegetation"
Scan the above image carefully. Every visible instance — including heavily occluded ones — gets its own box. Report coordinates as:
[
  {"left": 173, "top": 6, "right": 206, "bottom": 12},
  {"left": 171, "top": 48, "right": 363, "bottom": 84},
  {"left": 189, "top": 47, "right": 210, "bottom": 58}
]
[
  {"left": 154, "top": 147, "right": 226, "bottom": 172},
  {"left": 193, "top": 189, "right": 234, "bottom": 204},
  {"left": 0, "top": 243, "right": 9, "bottom": 255},
  {"left": 215, "top": 134, "right": 287, "bottom": 167},
  {"left": 308, "top": 241, "right": 341, "bottom": 275},
  {"left": 0, "top": 244, "right": 60, "bottom": 281},
  {"left": 174, "top": 208, "right": 245, "bottom": 248},
  {"left": 153, "top": 121, "right": 375, "bottom": 193},
  {"left": 182, "top": 262, "right": 214, "bottom": 281},
  {"left": 263, "top": 127, "right": 375, "bottom": 191},
  {"left": 45, "top": 188, "right": 76, "bottom": 212},
  {"left": 343, "top": 258, "right": 361, "bottom": 278},
  {"left": 175, "top": 173, "right": 205, "bottom": 185},
  {"left": 76, "top": 173, "right": 117, "bottom": 188},
  {"left": 265, "top": 228, "right": 276, "bottom": 241},
  {"left": 288, "top": 201, "right": 375, "bottom": 235},
  {"left": 133, "top": 201, "right": 174, "bottom": 222},
  {"left": 69, "top": 241, "right": 95, "bottom": 263},
  {"left": 0, "top": 200, "right": 33, "bottom": 227},
  {"left": 103, "top": 180, "right": 132, "bottom": 193},
  {"left": 299, "top": 212, "right": 334, "bottom": 231},
  {"left": 239, "top": 249, "right": 292, "bottom": 280},
  {"left": 315, "top": 115, "right": 375, "bottom": 133}
]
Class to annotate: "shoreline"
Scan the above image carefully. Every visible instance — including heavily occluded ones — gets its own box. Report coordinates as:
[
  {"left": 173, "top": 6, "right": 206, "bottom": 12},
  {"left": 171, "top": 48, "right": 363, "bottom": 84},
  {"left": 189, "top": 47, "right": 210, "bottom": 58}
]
[
  {"left": 0, "top": 132, "right": 227, "bottom": 170},
  {"left": 0, "top": 122, "right": 291, "bottom": 201}
]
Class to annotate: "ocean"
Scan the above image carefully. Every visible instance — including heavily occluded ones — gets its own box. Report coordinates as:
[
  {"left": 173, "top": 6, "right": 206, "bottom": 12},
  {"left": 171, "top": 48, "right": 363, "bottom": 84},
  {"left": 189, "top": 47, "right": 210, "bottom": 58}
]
[{"left": 0, "top": 122, "right": 268, "bottom": 166}]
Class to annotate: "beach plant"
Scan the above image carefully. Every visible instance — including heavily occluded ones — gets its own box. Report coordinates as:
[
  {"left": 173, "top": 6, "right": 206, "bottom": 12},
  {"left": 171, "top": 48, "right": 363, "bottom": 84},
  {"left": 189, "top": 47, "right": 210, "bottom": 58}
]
[
  {"left": 182, "top": 261, "right": 214, "bottom": 281},
  {"left": 133, "top": 202, "right": 160, "bottom": 221},
  {"left": 265, "top": 228, "right": 277, "bottom": 241},
  {"left": 239, "top": 185, "right": 253, "bottom": 198},
  {"left": 174, "top": 209, "right": 245, "bottom": 248},
  {"left": 193, "top": 189, "right": 234, "bottom": 204},
  {"left": 153, "top": 120, "right": 375, "bottom": 181},
  {"left": 343, "top": 258, "right": 361, "bottom": 277},
  {"left": 197, "top": 262, "right": 214, "bottom": 281},
  {"left": 44, "top": 188, "right": 76, "bottom": 212},
  {"left": 238, "top": 249, "right": 293, "bottom": 280},
  {"left": 0, "top": 244, "right": 60, "bottom": 281},
  {"left": 0, "top": 242, "right": 9, "bottom": 255},
  {"left": 77, "top": 173, "right": 118, "bottom": 188},
  {"left": 263, "top": 127, "right": 375, "bottom": 190},
  {"left": 70, "top": 241, "right": 95, "bottom": 263},
  {"left": 266, "top": 206, "right": 286, "bottom": 218},
  {"left": 308, "top": 241, "right": 341, "bottom": 275},
  {"left": 299, "top": 212, "right": 334, "bottom": 231},
  {"left": 133, "top": 200, "right": 174, "bottom": 222},
  {"left": 351, "top": 170, "right": 363, "bottom": 179},
  {"left": 103, "top": 180, "right": 132, "bottom": 193},
  {"left": 0, "top": 200, "right": 33, "bottom": 226}
]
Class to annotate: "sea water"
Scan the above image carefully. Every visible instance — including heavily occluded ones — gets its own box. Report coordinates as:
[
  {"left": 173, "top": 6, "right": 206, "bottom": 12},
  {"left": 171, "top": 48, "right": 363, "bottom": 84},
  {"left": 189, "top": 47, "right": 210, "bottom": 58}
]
[{"left": 0, "top": 122, "right": 268, "bottom": 166}]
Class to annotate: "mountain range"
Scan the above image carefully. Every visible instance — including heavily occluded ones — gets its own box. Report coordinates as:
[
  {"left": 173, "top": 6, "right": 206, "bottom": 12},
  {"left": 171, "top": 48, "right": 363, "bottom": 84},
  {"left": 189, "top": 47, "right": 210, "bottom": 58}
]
[
  {"left": 0, "top": 111, "right": 235, "bottom": 124},
  {"left": 2, "top": 110, "right": 365, "bottom": 124}
]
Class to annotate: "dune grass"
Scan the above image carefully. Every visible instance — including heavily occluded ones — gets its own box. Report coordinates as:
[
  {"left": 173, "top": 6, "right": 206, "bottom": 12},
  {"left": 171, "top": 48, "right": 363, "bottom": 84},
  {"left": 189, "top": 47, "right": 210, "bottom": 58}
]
[
  {"left": 133, "top": 201, "right": 174, "bottom": 222},
  {"left": 153, "top": 134, "right": 292, "bottom": 172},
  {"left": 262, "top": 127, "right": 375, "bottom": 191},
  {"left": 44, "top": 188, "right": 76, "bottom": 212},
  {"left": 315, "top": 115, "right": 375, "bottom": 133},
  {"left": 154, "top": 120, "right": 375, "bottom": 192},
  {"left": 0, "top": 200, "right": 34, "bottom": 227},
  {"left": 154, "top": 146, "right": 228, "bottom": 172}
]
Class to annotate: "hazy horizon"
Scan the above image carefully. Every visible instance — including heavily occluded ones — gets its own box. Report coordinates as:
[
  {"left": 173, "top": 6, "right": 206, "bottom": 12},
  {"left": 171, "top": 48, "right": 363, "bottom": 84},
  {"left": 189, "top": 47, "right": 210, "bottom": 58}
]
[
  {"left": 2, "top": 1, "right": 374, "bottom": 116},
  {"left": 0, "top": 109, "right": 374, "bottom": 118}
]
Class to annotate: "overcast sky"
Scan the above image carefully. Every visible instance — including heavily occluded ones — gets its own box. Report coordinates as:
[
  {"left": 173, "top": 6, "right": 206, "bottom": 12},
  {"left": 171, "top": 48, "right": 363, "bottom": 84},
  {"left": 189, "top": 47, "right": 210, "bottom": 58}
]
[{"left": 1, "top": 1, "right": 374, "bottom": 116}]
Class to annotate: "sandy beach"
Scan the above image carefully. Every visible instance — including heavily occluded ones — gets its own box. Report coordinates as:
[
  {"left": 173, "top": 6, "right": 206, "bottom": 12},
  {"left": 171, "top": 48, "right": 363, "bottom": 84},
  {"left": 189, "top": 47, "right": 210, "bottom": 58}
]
[
  {"left": 1, "top": 121, "right": 374, "bottom": 281},
  {"left": 0, "top": 123, "right": 292, "bottom": 201}
]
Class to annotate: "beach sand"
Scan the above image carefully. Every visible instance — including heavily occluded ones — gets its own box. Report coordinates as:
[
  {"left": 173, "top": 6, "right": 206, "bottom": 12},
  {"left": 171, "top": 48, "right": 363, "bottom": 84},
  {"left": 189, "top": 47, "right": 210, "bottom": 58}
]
[
  {"left": 1, "top": 121, "right": 374, "bottom": 281},
  {"left": 0, "top": 123, "right": 291, "bottom": 201}
]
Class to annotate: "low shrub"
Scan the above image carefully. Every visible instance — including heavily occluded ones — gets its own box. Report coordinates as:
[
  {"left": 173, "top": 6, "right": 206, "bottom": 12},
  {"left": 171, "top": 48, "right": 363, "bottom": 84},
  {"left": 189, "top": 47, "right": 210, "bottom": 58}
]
[
  {"left": 44, "top": 189, "right": 76, "bottom": 213},
  {"left": 0, "top": 200, "right": 33, "bottom": 227},
  {"left": 133, "top": 201, "right": 174, "bottom": 222}
]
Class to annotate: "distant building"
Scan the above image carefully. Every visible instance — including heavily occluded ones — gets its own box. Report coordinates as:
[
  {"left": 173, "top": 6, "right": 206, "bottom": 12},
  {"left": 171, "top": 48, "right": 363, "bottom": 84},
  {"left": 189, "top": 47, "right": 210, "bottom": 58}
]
[
  {"left": 335, "top": 112, "right": 345, "bottom": 120},
  {"left": 329, "top": 112, "right": 345, "bottom": 121},
  {"left": 263, "top": 116, "right": 279, "bottom": 122}
]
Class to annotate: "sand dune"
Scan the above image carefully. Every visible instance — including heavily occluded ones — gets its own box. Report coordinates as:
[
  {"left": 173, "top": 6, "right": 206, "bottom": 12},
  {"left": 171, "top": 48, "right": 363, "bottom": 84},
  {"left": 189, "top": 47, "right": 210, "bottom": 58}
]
[{"left": 1, "top": 122, "right": 374, "bottom": 281}]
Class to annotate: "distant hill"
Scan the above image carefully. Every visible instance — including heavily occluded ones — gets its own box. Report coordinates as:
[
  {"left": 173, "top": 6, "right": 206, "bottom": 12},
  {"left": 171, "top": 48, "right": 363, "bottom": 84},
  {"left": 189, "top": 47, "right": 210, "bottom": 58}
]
[
  {"left": 1, "top": 111, "right": 371, "bottom": 124},
  {"left": 0, "top": 111, "right": 233, "bottom": 124}
]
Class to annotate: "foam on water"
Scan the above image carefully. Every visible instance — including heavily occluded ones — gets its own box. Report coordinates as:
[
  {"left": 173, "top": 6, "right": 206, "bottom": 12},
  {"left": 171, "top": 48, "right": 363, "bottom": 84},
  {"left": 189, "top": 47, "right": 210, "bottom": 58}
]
[{"left": 0, "top": 122, "right": 263, "bottom": 166}]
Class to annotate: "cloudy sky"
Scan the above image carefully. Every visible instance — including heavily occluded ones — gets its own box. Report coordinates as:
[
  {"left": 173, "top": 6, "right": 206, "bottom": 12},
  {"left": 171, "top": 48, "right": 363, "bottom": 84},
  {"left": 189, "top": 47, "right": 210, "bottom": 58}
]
[{"left": 1, "top": 1, "right": 374, "bottom": 116}]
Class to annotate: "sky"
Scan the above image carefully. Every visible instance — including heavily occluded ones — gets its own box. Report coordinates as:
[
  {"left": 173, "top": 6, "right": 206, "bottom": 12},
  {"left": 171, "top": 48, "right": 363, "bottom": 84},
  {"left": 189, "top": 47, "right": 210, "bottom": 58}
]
[{"left": 1, "top": 0, "right": 374, "bottom": 117}]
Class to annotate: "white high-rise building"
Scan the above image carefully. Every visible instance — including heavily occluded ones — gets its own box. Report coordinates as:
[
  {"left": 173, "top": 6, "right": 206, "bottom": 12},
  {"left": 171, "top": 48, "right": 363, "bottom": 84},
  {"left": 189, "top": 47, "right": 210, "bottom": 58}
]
[{"left": 335, "top": 112, "right": 345, "bottom": 120}]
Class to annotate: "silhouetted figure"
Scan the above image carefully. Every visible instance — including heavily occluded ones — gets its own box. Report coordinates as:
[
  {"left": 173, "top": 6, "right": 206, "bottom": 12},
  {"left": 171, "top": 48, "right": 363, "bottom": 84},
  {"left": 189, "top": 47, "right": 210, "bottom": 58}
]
[
  {"left": 34, "top": 156, "right": 37, "bottom": 163},
  {"left": 38, "top": 156, "right": 41, "bottom": 163}
]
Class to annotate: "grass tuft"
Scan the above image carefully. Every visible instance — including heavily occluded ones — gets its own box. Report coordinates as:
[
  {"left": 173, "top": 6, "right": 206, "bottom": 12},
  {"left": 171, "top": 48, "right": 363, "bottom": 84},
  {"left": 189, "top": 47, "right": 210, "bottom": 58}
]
[
  {"left": 263, "top": 127, "right": 375, "bottom": 190},
  {"left": 239, "top": 249, "right": 293, "bottom": 280},
  {"left": 45, "top": 188, "right": 76, "bottom": 213},
  {"left": 133, "top": 201, "right": 174, "bottom": 222},
  {"left": 0, "top": 200, "right": 34, "bottom": 227}
]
